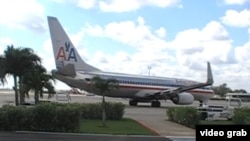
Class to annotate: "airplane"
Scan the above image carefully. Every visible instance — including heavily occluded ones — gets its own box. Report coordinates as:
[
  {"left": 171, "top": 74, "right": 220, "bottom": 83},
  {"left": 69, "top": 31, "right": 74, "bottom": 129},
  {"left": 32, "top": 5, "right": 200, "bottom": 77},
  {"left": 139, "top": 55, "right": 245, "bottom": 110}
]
[{"left": 47, "top": 16, "right": 215, "bottom": 107}]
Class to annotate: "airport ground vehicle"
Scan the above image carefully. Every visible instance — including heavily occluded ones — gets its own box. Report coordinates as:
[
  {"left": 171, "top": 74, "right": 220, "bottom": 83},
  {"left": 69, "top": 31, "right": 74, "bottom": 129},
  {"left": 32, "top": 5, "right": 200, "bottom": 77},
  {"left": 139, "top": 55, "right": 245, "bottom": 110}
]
[
  {"left": 197, "top": 98, "right": 242, "bottom": 120},
  {"left": 226, "top": 93, "right": 250, "bottom": 101}
]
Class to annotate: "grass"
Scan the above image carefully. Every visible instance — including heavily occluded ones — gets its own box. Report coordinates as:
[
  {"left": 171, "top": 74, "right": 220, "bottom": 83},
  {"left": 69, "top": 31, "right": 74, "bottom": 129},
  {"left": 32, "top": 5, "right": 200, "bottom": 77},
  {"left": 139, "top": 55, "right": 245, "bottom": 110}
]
[
  {"left": 199, "top": 120, "right": 235, "bottom": 125},
  {"left": 79, "top": 118, "right": 156, "bottom": 135}
]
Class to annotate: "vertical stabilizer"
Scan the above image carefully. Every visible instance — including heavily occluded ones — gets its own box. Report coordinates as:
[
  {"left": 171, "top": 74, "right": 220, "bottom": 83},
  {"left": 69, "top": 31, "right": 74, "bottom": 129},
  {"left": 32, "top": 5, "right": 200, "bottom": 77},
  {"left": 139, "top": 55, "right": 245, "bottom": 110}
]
[
  {"left": 206, "top": 62, "right": 213, "bottom": 85},
  {"left": 47, "top": 16, "right": 100, "bottom": 72}
]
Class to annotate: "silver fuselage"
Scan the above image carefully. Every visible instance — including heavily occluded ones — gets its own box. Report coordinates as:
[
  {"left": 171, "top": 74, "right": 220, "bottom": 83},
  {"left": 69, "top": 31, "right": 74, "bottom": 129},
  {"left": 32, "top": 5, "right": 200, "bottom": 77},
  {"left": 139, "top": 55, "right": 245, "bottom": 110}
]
[{"left": 53, "top": 70, "right": 215, "bottom": 102}]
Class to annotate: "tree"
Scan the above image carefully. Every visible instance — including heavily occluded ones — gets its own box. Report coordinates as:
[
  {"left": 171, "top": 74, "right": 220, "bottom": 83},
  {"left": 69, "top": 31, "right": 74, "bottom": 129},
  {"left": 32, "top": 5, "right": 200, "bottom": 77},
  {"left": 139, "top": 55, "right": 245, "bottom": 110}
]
[
  {"left": 212, "top": 83, "right": 232, "bottom": 97},
  {"left": 0, "top": 45, "right": 41, "bottom": 105},
  {"left": 0, "top": 56, "right": 6, "bottom": 85},
  {"left": 232, "top": 89, "right": 247, "bottom": 93},
  {"left": 91, "top": 75, "right": 119, "bottom": 127},
  {"left": 21, "top": 64, "right": 56, "bottom": 104},
  {"left": 212, "top": 83, "right": 248, "bottom": 97},
  {"left": 18, "top": 47, "right": 41, "bottom": 104}
]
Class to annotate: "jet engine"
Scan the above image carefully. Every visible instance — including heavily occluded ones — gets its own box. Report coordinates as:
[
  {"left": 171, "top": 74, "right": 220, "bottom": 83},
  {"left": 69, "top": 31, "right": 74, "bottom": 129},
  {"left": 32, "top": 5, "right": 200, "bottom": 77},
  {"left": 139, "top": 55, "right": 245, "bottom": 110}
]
[{"left": 171, "top": 92, "right": 194, "bottom": 105}]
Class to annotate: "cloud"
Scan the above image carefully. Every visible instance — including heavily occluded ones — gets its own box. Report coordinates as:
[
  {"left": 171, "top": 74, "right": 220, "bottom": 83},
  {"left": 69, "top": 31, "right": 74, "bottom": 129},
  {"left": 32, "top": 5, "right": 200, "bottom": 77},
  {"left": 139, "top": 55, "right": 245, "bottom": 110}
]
[
  {"left": 168, "top": 21, "right": 233, "bottom": 68},
  {"left": 81, "top": 17, "right": 243, "bottom": 86},
  {"left": 99, "top": 0, "right": 182, "bottom": 12},
  {"left": 84, "top": 17, "right": 168, "bottom": 52},
  {"left": 0, "top": 0, "right": 46, "bottom": 33},
  {"left": 84, "top": 18, "right": 234, "bottom": 70},
  {"left": 221, "top": 9, "right": 250, "bottom": 28},
  {"left": 155, "top": 27, "right": 167, "bottom": 38},
  {"left": 99, "top": 0, "right": 140, "bottom": 12},
  {"left": 224, "top": 0, "right": 250, "bottom": 5},
  {"left": 235, "top": 41, "right": 250, "bottom": 62},
  {"left": 53, "top": 0, "right": 181, "bottom": 12},
  {"left": 75, "top": 0, "right": 97, "bottom": 9}
]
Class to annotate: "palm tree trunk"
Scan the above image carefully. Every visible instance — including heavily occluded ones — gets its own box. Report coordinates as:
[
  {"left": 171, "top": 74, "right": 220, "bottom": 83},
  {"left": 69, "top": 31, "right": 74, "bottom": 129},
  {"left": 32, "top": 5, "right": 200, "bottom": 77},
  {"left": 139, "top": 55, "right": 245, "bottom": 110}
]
[
  {"left": 13, "top": 75, "right": 19, "bottom": 106},
  {"left": 34, "top": 90, "right": 39, "bottom": 104},
  {"left": 102, "top": 93, "right": 106, "bottom": 127},
  {"left": 19, "top": 76, "right": 25, "bottom": 105}
]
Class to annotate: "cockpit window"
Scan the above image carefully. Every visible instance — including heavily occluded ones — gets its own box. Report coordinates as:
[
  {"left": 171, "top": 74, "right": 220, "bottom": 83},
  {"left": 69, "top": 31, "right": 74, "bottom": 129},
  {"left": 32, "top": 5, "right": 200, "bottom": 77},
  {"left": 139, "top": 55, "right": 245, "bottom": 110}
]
[{"left": 85, "top": 78, "right": 91, "bottom": 81}]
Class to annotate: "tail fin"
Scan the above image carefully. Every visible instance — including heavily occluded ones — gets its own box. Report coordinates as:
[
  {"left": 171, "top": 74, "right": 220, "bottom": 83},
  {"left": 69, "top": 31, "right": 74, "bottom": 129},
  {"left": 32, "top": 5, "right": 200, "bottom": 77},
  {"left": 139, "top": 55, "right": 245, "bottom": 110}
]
[
  {"left": 47, "top": 16, "right": 100, "bottom": 72},
  {"left": 206, "top": 62, "right": 213, "bottom": 85}
]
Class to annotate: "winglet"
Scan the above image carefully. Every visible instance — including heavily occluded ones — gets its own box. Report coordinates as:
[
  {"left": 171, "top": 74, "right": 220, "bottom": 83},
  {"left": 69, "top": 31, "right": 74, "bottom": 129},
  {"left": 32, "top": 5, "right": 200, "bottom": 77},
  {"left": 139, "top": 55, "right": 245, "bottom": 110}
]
[{"left": 206, "top": 62, "right": 213, "bottom": 85}]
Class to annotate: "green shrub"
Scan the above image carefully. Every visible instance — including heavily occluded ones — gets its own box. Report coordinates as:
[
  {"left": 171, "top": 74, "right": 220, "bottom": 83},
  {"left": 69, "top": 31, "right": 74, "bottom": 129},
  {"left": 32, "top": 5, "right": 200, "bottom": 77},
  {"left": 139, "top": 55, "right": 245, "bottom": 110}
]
[
  {"left": 166, "top": 107, "right": 199, "bottom": 128},
  {"left": 198, "top": 111, "right": 208, "bottom": 120},
  {"left": 54, "top": 104, "right": 81, "bottom": 132},
  {"left": 77, "top": 102, "right": 125, "bottom": 120},
  {"left": 0, "top": 103, "right": 81, "bottom": 132},
  {"left": 0, "top": 106, "right": 28, "bottom": 131},
  {"left": 32, "top": 103, "right": 58, "bottom": 131},
  {"left": 0, "top": 102, "right": 125, "bottom": 132},
  {"left": 83, "top": 103, "right": 102, "bottom": 119},
  {"left": 166, "top": 107, "right": 175, "bottom": 121},
  {"left": 233, "top": 107, "right": 250, "bottom": 125},
  {"left": 105, "top": 102, "right": 125, "bottom": 120}
]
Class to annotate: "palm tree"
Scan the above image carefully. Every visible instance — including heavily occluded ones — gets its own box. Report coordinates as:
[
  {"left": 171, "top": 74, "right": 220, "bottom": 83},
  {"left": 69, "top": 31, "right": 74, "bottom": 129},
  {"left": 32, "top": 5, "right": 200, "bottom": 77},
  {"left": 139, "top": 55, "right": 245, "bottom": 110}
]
[
  {"left": 0, "top": 45, "right": 21, "bottom": 105},
  {"left": 0, "top": 56, "right": 7, "bottom": 85},
  {"left": 21, "top": 64, "right": 56, "bottom": 104},
  {"left": 91, "top": 75, "right": 119, "bottom": 127},
  {"left": 0, "top": 45, "right": 41, "bottom": 105},
  {"left": 18, "top": 47, "right": 41, "bottom": 104}
]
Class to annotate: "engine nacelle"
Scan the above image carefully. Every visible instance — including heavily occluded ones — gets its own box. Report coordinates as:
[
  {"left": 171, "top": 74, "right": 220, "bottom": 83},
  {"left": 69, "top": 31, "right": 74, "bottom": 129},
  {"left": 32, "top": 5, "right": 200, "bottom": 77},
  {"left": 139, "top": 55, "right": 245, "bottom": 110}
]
[{"left": 171, "top": 92, "right": 194, "bottom": 105}]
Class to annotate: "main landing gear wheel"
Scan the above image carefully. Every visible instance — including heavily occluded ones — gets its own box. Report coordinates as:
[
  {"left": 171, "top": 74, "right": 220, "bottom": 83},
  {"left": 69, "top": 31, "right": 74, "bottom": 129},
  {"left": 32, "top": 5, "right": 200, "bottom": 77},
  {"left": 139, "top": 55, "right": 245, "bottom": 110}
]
[
  {"left": 129, "top": 100, "right": 138, "bottom": 106},
  {"left": 199, "top": 101, "right": 204, "bottom": 107},
  {"left": 151, "top": 101, "right": 161, "bottom": 107}
]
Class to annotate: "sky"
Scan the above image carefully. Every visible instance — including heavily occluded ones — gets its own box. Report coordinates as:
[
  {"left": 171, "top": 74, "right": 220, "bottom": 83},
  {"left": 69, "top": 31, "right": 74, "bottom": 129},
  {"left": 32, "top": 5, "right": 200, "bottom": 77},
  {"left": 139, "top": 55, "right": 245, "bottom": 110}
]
[{"left": 0, "top": 0, "right": 250, "bottom": 91}]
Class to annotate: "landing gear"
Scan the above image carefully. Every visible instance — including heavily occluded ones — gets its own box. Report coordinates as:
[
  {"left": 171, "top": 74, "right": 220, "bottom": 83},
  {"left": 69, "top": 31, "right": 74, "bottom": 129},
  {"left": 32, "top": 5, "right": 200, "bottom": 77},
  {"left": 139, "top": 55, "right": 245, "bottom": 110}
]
[
  {"left": 199, "top": 100, "right": 206, "bottom": 107},
  {"left": 129, "top": 100, "right": 138, "bottom": 106},
  {"left": 199, "top": 101, "right": 203, "bottom": 107},
  {"left": 151, "top": 101, "right": 161, "bottom": 107},
  {"left": 129, "top": 99, "right": 161, "bottom": 107}
]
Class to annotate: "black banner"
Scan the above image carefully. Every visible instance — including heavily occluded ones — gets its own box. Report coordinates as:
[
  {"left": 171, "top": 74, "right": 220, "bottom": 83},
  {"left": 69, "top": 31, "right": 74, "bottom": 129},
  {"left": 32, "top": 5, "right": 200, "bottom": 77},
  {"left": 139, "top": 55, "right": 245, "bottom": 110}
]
[{"left": 196, "top": 125, "right": 250, "bottom": 141}]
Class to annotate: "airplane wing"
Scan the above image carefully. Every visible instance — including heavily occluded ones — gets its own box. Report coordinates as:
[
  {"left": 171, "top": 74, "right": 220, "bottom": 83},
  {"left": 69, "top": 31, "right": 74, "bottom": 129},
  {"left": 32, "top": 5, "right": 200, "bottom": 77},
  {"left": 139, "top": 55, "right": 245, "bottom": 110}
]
[
  {"left": 160, "top": 62, "right": 213, "bottom": 96},
  {"left": 136, "top": 62, "right": 213, "bottom": 100}
]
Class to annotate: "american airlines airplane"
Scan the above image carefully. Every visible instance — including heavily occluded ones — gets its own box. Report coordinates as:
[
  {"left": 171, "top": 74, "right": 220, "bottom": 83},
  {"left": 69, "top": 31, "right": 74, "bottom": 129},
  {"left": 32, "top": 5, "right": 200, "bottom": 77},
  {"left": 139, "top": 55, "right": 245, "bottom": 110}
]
[{"left": 47, "top": 16, "right": 215, "bottom": 107}]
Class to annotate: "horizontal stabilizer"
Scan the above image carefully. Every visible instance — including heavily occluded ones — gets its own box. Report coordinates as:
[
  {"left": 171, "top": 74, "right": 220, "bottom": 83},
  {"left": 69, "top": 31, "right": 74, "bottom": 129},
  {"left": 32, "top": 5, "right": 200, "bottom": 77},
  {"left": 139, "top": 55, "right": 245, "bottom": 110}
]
[{"left": 57, "top": 63, "right": 76, "bottom": 77}]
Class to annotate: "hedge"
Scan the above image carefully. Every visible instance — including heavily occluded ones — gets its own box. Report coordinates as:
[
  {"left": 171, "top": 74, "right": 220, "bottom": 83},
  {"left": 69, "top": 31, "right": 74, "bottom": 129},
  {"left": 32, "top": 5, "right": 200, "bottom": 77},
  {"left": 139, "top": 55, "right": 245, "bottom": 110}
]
[
  {"left": 232, "top": 107, "right": 250, "bottom": 125},
  {"left": 67, "top": 102, "right": 125, "bottom": 120},
  {"left": 0, "top": 102, "right": 125, "bottom": 132},
  {"left": 166, "top": 106, "right": 200, "bottom": 128}
]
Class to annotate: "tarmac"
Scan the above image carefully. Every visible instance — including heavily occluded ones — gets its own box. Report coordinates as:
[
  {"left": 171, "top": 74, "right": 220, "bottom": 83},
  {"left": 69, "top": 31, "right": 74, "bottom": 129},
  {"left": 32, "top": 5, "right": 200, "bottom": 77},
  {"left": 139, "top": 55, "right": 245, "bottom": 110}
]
[{"left": 124, "top": 105, "right": 196, "bottom": 139}]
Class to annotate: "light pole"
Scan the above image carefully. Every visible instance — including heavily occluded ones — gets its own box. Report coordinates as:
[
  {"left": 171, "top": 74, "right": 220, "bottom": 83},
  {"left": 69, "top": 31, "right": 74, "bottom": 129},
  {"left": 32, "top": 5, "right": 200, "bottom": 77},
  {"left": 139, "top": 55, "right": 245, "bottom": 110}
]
[{"left": 148, "top": 66, "right": 152, "bottom": 76}]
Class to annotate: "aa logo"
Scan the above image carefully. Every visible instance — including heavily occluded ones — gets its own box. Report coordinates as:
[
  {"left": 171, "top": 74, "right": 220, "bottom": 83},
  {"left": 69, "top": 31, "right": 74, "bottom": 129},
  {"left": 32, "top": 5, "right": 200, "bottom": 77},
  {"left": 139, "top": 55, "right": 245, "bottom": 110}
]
[{"left": 56, "top": 42, "right": 77, "bottom": 62}]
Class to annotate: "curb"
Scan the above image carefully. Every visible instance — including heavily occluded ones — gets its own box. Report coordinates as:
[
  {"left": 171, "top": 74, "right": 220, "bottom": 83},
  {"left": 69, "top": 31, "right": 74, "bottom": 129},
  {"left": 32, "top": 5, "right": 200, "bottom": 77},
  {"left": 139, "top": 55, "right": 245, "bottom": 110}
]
[{"left": 133, "top": 119, "right": 161, "bottom": 136}]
